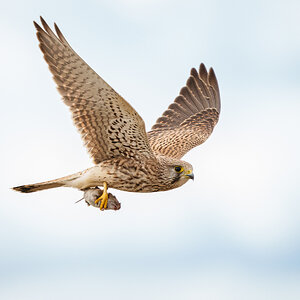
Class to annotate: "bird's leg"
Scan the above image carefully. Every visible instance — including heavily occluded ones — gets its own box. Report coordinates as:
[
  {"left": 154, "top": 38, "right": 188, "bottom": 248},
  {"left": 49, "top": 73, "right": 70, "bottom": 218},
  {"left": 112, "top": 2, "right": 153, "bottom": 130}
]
[{"left": 94, "top": 182, "right": 108, "bottom": 210}]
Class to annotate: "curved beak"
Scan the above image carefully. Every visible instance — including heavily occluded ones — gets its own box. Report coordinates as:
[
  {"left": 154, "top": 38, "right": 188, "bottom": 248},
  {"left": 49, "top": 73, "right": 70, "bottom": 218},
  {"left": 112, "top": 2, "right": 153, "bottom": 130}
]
[{"left": 184, "top": 170, "right": 194, "bottom": 181}]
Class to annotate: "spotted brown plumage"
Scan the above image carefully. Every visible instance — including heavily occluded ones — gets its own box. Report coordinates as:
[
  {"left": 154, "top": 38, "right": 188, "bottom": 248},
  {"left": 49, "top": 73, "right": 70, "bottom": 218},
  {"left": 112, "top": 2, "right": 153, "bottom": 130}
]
[
  {"left": 34, "top": 17, "right": 153, "bottom": 164},
  {"left": 148, "top": 64, "right": 220, "bottom": 159},
  {"left": 12, "top": 17, "right": 221, "bottom": 210}
]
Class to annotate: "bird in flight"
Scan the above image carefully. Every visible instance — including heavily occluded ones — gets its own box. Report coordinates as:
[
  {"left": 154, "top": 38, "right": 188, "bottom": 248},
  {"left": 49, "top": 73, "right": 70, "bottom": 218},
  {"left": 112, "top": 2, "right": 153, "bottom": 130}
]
[{"left": 13, "top": 17, "right": 221, "bottom": 210}]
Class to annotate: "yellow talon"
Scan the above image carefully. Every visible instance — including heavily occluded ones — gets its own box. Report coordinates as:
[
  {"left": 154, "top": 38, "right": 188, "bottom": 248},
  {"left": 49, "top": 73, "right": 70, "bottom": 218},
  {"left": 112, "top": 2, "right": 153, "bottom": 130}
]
[{"left": 95, "top": 182, "right": 108, "bottom": 210}]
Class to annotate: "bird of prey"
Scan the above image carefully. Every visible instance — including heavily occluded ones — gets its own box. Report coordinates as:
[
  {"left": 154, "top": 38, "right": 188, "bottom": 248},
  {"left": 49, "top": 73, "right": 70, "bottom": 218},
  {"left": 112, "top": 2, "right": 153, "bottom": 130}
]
[{"left": 13, "top": 17, "right": 221, "bottom": 210}]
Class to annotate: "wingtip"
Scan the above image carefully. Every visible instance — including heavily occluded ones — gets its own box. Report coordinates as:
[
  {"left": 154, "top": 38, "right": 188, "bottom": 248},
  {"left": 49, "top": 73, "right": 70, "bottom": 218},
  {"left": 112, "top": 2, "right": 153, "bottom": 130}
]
[
  {"left": 39, "top": 16, "right": 52, "bottom": 33},
  {"left": 54, "top": 22, "right": 59, "bottom": 31},
  {"left": 54, "top": 22, "right": 65, "bottom": 43},
  {"left": 190, "top": 67, "right": 198, "bottom": 78},
  {"left": 54, "top": 22, "right": 61, "bottom": 37},
  {"left": 208, "top": 67, "right": 218, "bottom": 87},
  {"left": 186, "top": 75, "right": 195, "bottom": 87},
  {"left": 200, "top": 63, "right": 209, "bottom": 84},
  {"left": 40, "top": 16, "right": 46, "bottom": 25},
  {"left": 33, "top": 17, "right": 48, "bottom": 32},
  {"left": 199, "top": 63, "right": 208, "bottom": 74},
  {"left": 208, "top": 67, "right": 216, "bottom": 79},
  {"left": 33, "top": 20, "right": 41, "bottom": 30},
  {"left": 208, "top": 67, "right": 221, "bottom": 111}
]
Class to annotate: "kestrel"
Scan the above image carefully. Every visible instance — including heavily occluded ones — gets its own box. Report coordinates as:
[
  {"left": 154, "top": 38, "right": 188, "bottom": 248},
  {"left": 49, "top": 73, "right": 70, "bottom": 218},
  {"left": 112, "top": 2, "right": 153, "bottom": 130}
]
[{"left": 13, "top": 17, "right": 221, "bottom": 210}]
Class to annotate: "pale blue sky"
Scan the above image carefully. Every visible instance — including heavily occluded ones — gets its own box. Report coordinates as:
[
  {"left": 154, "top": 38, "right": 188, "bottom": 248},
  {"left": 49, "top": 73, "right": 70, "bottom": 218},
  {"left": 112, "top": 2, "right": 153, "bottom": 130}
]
[{"left": 1, "top": 0, "right": 300, "bottom": 299}]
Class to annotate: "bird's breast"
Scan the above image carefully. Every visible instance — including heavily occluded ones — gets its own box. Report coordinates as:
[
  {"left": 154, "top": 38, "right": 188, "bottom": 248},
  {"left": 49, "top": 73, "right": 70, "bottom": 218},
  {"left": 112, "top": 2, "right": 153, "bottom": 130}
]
[{"left": 89, "top": 158, "right": 169, "bottom": 193}]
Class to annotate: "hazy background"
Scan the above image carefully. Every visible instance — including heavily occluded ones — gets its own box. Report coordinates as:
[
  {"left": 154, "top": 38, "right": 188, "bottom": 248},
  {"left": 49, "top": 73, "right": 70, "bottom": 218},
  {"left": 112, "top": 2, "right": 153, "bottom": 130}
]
[{"left": 1, "top": 0, "right": 300, "bottom": 299}]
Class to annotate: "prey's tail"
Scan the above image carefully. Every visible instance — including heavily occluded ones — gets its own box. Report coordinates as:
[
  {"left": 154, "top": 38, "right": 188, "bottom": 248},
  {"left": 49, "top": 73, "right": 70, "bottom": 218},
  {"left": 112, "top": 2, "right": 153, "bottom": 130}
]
[{"left": 12, "top": 172, "right": 81, "bottom": 193}]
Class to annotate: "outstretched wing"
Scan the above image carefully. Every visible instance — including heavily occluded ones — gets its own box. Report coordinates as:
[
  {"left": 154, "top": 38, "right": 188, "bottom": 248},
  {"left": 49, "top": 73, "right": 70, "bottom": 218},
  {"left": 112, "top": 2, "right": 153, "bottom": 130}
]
[
  {"left": 147, "top": 64, "right": 220, "bottom": 159},
  {"left": 34, "top": 17, "right": 154, "bottom": 164}
]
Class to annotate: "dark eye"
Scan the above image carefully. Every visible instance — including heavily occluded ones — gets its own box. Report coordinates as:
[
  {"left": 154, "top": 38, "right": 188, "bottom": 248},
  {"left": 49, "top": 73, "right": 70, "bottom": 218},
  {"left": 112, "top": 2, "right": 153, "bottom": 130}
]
[{"left": 174, "top": 166, "right": 183, "bottom": 173}]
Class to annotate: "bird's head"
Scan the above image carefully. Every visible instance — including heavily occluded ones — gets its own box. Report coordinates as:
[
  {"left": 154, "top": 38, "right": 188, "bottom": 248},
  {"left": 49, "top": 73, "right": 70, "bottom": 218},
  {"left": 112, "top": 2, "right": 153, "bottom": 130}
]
[{"left": 159, "top": 157, "right": 194, "bottom": 189}]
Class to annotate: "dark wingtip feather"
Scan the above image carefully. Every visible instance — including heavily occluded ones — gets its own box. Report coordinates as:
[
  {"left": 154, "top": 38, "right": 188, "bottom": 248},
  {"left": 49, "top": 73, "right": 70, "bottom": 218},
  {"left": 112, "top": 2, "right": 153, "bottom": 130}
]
[
  {"left": 39, "top": 17, "right": 59, "bottom": 41},
  {"left": 33, "top": 20, "right": 46, "bottom": 38},
  {"left": 208, "top": 67, "right": 216, "bottom": 78},
  {"left": 190, "top": 67, "right": 198, "bottom": 77},
  {"left": 54, "top": 22, "right": 65, "bottom": 43},
  {"left": 199, "top": 63, "right": 208, "bottom": 81},
  {"left": 40, "top": 16, "right": 48, "bottom": 30},
  {"left": 208, "top": 68, "right": 218, "bottom": 88},
  {"left": 186, "top": 76, "right": 195, "bottom": 87},
  {"left": 208, "top": 67, "right": 221, "bottom": 112},
  {"left": 33, "top": 20, "right": 40, "bottom": 30},
  {"left": 54, "top": 23, "right": 61, "bottom": 36}
]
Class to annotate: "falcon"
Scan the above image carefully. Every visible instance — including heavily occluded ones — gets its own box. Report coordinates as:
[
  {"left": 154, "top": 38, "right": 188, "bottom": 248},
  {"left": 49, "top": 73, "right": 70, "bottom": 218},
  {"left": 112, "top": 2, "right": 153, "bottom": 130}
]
[{"left": 13, "top": 17, "right": 221, "bottom": 210}]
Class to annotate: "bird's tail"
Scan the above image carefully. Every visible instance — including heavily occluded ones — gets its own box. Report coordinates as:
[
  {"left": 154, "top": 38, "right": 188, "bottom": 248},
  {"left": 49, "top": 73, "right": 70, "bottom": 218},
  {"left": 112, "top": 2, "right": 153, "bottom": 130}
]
[{"left": 12, "top": 172, "right": 81, "bottom": 193}]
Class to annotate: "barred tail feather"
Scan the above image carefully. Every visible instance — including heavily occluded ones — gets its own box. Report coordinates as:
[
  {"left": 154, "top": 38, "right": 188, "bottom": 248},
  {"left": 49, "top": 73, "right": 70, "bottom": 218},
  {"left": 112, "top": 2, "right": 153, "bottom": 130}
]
[
  {"left": 12, "top": 181, "right": 64, "bottom": 193},
  {"left": 12, "top": 172, "right": 81, "bottom": 193}
]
